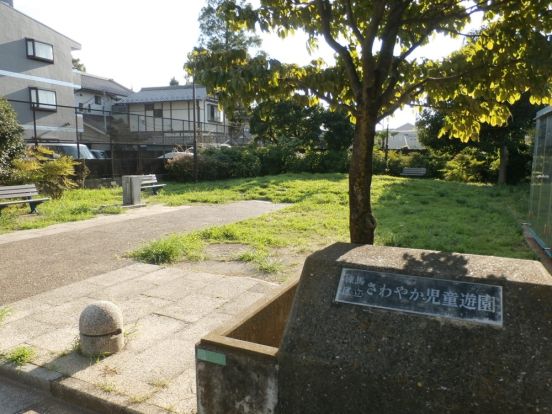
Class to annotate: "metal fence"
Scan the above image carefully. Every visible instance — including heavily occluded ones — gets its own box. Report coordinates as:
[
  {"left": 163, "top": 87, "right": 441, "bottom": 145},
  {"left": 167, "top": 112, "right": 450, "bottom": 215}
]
[
  {"left": 528, "top": 107, "right": 552, "bottom": 256},
  {"left": 7, "top": 99, "right": 251, "bottom": 180}
]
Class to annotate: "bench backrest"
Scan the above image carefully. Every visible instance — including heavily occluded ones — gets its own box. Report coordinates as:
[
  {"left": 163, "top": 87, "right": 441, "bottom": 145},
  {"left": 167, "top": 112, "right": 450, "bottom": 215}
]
[
  {"left": 0, "top": 184, "right": 40, "bottom": 199},
  {"left": 140, "top": 174, "right": 158, "bottom": 185}
]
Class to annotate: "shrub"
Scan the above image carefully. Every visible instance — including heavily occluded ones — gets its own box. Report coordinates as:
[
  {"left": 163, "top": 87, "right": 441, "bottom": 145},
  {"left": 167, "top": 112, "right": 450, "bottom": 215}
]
[
  {"left": 10, "top": 146, "right": 78, "bottom": 198},
  {"left": 442, "top": 148, "right": 488, "bottom": 183},
  {"left": 0, "top": 98, "right": 25, "bottom": 183}
]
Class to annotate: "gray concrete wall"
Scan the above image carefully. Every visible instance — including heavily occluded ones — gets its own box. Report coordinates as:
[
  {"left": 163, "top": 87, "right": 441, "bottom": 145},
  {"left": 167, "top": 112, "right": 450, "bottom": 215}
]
[{"left": 0, "top": 2, "right": 81, "bottom": 142}]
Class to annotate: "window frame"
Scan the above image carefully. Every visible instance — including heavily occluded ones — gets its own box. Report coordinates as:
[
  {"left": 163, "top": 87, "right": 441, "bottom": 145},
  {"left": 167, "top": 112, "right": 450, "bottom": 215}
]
[
  {"left": 29, "top": 87, "right": 57, "bottom": 112},
  {"left": 26, "top": 38, "right": 54, "bottom": 63},
  {"left": 207, "top": 103, "right": 221, "bottom": 123},
  {"left": 94, "top": 95, "right": 102, "bottom": 105},
  {"left": 153, "top": 108, "right": 163, "bottom": 118}
]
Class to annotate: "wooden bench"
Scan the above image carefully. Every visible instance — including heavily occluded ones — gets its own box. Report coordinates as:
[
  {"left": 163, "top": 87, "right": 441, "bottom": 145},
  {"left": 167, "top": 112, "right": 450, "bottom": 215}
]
[
  {"left": 0, "top": 184, "right": 50, "bottom": 215},
  {"left": 400, "top": 167, "right": 427, "bottom": 177},
  {"left": 140, "top": 174, "right": 166, "bottom": 195}
]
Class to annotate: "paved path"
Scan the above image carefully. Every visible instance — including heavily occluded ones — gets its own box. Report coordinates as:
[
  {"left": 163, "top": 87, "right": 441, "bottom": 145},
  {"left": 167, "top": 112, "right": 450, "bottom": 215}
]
[
  {"left": 0, "top": 201, "right": 286, "bottom": 304},
  {"left": 0, "top": 376, "right": 95, "bottom": 414}
]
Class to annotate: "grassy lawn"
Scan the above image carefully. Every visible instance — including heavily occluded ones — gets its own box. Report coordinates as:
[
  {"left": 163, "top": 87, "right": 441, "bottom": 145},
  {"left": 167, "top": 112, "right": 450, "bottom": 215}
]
[
  {"left": 0, "top": 187, "right": 123, "bottom": 234},
  {"left": 130, "top": 173, "right": 534, "bottom": 274},
  {"left": 0, "top": 173, "right": 532, "bottom": 276}
]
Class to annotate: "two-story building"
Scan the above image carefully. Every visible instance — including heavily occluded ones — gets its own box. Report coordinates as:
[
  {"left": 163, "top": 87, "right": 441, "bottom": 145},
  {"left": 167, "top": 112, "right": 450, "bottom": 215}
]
[
  {"left": 75, "top": 72, "right": 132, "bottom": 143},
  {"left": 113, "top": 84, "right": 229, "bottom": 147},
  {"left": 0, "top": 0, "right": 82, "bottom": 143}
]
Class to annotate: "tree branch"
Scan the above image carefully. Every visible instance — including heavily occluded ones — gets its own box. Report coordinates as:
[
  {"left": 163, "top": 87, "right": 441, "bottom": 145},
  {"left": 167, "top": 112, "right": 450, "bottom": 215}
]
[
  {"left": 317, "top": 0, "right": 362, "bottom": 101},
  {"left": 345, "top": 0, "right": 364, "bottom": 44}
]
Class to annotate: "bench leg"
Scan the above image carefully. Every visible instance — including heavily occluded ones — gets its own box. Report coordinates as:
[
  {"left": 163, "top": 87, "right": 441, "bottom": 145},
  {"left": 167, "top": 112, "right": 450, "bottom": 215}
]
[
  {"left": 152, "top": 188, "right": 158, "bottom": 195},
  {"left": 28, "top": 202, "right": 39, "bottom": 214}
]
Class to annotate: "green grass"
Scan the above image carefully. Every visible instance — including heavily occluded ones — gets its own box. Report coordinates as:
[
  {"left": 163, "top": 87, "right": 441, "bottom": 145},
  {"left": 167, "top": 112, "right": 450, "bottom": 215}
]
[
  {"left": 2, "top": 346, "right": 36, "bottom": 366},
  {"left": 130, "top": 174, "right": 533, "bottom": 275},
  {"left": 0, "top": 187, "right": 123, "bottom": 233}
]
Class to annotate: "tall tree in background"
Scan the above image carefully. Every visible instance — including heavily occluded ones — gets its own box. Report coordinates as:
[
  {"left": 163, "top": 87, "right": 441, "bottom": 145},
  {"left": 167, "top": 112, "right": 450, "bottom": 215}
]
[
  {"left": 72, "top": 58, "right": 86, "bottom": 72},
  {"left": 418, "top": 95, "right": 540, "bottom": 184},
  {"left": 169, "top": 77, "right": 179, "bottom": 86},
  {"left": 0, "top": 98, "right": 25, "bottom": 183},
  {"left": 188, "top": 0, "right": 552, "bottom": 244},
  {"left": 187, "top": 0, "right": 262, "bottom": 120}
]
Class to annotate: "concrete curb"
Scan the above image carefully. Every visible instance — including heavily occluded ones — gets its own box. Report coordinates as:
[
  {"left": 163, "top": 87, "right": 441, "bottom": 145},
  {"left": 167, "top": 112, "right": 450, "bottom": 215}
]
[{"left": 0, "top": 362, "right": 168, "bottom": 414}]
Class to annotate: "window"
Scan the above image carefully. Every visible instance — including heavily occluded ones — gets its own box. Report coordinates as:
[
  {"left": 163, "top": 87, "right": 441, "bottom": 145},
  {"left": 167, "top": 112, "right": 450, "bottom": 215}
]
[
  {"left": 29, "top": 87, "right": 56, "bottom": 111},
  {"left": 78, "top": 102, "right": 84, "bottom": 111},
  {"left": 94, "top": 95, "right": 102, "bottom": 105},
  {"left": 153, "top": 109, "right": 163, "bottom": 118},
  {"left": 145, "top": 103, "right": 154, "bottom": 111},
  {"left": 26, "top": 38, "right": 54, "bottom": 63},
  {"left": 208, "top": 104, "right": 220, "bottom": 122}
]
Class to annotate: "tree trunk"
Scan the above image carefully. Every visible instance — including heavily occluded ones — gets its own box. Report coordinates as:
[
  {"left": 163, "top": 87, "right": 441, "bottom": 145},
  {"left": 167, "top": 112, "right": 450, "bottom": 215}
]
[
  {"left": 498, "top": 144, "right": 509, "bottom": 185},
  {"left": 349, "top": 110, "right": 377, "bottom": 244}
]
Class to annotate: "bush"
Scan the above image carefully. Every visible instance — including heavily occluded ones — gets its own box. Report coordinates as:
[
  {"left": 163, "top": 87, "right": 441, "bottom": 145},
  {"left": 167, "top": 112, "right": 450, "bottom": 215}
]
[
  {"left": 442, "top": 148, "right": 489, "bottom": 183},
  {"left": 10, "top": 146, "right": 78, "bottom": 198},
  {"left": 165, "top": 147, "right": 261, "bottom": 181},
  {"left": 0, "top": 98, "right": 25, "bottom": 183}
]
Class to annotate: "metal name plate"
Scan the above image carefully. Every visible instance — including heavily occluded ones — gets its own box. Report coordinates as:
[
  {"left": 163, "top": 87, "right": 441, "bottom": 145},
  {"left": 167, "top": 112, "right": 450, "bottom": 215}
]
[{"left": 335, "top": 268, "right": 503, "bottom": 326}]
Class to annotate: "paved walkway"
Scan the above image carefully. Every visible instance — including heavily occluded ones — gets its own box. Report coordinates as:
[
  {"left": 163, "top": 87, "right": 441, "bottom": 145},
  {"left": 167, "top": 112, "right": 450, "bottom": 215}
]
[
  {"left": 0, "top": 263, "right": 279, "bottom": 414},
  {"left": 0, "top": 201, "right": 286, "bottom": 304}
]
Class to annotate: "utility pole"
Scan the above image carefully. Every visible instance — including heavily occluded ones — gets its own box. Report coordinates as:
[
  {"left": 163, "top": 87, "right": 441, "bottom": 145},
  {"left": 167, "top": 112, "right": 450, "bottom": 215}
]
[{"left": 192, "top": 76, "right": 198, "bottom": 182}]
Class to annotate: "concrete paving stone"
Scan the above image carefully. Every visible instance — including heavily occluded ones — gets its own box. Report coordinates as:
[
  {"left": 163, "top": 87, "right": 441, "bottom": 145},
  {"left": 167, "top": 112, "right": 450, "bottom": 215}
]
[
  {"left": 174, "top": 271, "right": 228, "bottom": 284},
  {"left": 136, "top": 268, "right": 190, "bottom": 285},
  {"left": 247, "top": 281, "right": 280, "bottom": 294},
  {"left": 145, "top": 278, "right": 208, "bottom": 302},
  {"left": 30, "top": 297, "right": 93, "bottom": 329},
  {"left": 51, "top": 376, "right": 130, "bottom": 412},
  {"left": 121, "top": 263, "right": 162, "bottom": 274},
  {"left": 86, "top": 267, "right": 146, "bottom": 287},
  {"left": 148, "top": 368, "right": 197, "bottom": 413},
  {"left": 201, "top": 276, "right": 259, "bottom": 300},
  {"left": 2, "top": 362, "right": 64, "bottom": 392},
  {"left": 105, "top": 338, "right": 197, "bottom": 384},
  {"left": 0, "top": 317, "right": 56, "bottom": 352},
  {"left": 156, "top": 294, "right": 228, "bottom": 324},
  {"left": 20, "top": 346, "right": 58, "bottom": 368},
  {"left": 88, "top": 279, "right": 157, "bottom": 302},
  {"left": 78, "top": 368, "right": 155, "bottom": 400},
  {"left": 124, "top": 314, "right": 188, "bottom": 353},
  {"left": 30, "top": 282, "right": 100, "bottom": 306},
  {"left": 175, "top": 312, "right": 234, "bottom": 341},
  {"left": 0, "top": 300, "right": 53, "bottom": 325},
  {"left": 118, "top": 295, "right": 175, "bottom": 324},
  {"left": 218, "top": 291, "right": 266, "bottom": 315},
  {"left": 0, "top": 377, "right": 42, "bottom": 414},
  {"left": 26, "top": 327, "right": 79, "bottom": 354},
  {"left": 42, "top": 351, "right": 96, "bottom": 378}
]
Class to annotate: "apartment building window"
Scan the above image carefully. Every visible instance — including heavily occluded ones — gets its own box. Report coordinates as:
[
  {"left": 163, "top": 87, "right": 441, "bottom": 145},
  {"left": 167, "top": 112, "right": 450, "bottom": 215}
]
[
  {"left": 153, "top": 109, "right": 163, "bottom": 118},
  {"left": 145, "top": 103, "right": 154, "bottom": 111},
  {"left": 94, "top": 95, "right": 102, "bottom": 105},
  {"left": 29, "top": 87, "right": 57, "bottom": 111},
  {"left": 26, "top": 38, "right": 54, "bottom": 63},
  {"left": 78, "top": 102, "right": 84, "bottom": 112}
]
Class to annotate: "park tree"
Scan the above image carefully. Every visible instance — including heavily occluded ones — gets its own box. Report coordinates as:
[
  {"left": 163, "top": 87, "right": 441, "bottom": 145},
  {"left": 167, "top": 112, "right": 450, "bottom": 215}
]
[
  {"left": 0, "top": 98, "right": 25, "bottom": 183},
  {"left": 187, "top": 0, "right": 552, "bottom": 244},
  {"left": 72, "top": 58, "right": 86, "bottom": 72},
  {"left": 170, "top": 77, "right": 179, "bottom": 86},
  {"left": 418, "top": 95, "right": 540, "bottom": 184}
]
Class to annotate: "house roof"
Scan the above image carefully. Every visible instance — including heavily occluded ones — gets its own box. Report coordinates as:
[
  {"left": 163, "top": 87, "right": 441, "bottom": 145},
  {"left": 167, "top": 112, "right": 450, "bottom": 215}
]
[
  {"left": 79, "top": 73, "right": 132, "bottom": 97},
  {"left": 1, "top": 2, "right": 81, "bottom": 50},
  {"left": 386, "top": 123, "right": 425, "bottom": 150},
  {"left": 118, "top": 85, "right": 208, "bottom": 104}
]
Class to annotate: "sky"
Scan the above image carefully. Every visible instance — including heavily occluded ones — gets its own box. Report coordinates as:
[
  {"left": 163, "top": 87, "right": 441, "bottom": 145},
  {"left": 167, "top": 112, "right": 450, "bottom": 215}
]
[{"left": 12, "top": 0, "right": 471, "bottom": 128}]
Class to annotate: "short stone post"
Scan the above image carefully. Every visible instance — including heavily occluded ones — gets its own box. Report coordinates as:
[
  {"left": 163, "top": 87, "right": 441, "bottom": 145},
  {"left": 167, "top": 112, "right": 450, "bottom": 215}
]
[
  {"left": 79, "top": 301, "right": 124, "bottom": 357},
  {"left": 122, "top": 175, "right": 142, "bottom": 206}
]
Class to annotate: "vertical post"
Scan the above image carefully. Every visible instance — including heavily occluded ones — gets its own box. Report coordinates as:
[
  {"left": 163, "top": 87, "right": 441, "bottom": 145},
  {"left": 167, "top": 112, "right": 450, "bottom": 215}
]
[
  {"left": 75, "top": 107, "right": 81, "bottom": 159},
  {"left": 32, "top": 107, "right": 38, "bottom": 147},
  {"left": 384, "top": 122, "right": 389, "bottom": 171},
  {"left": 192, "top": 77, "right": 198, "bottom": 182}
]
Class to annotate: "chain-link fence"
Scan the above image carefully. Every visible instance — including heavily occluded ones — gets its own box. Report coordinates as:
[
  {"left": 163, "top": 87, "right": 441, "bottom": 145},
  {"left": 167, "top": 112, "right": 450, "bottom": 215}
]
[{"left": 8, "top": 99, "right": 251, "bottom": 181}]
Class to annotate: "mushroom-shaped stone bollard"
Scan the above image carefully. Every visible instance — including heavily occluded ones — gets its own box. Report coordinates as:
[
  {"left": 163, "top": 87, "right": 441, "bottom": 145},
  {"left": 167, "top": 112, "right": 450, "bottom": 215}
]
[{"left": 79, "top": 301, "right": 124, "bottom": 357}]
